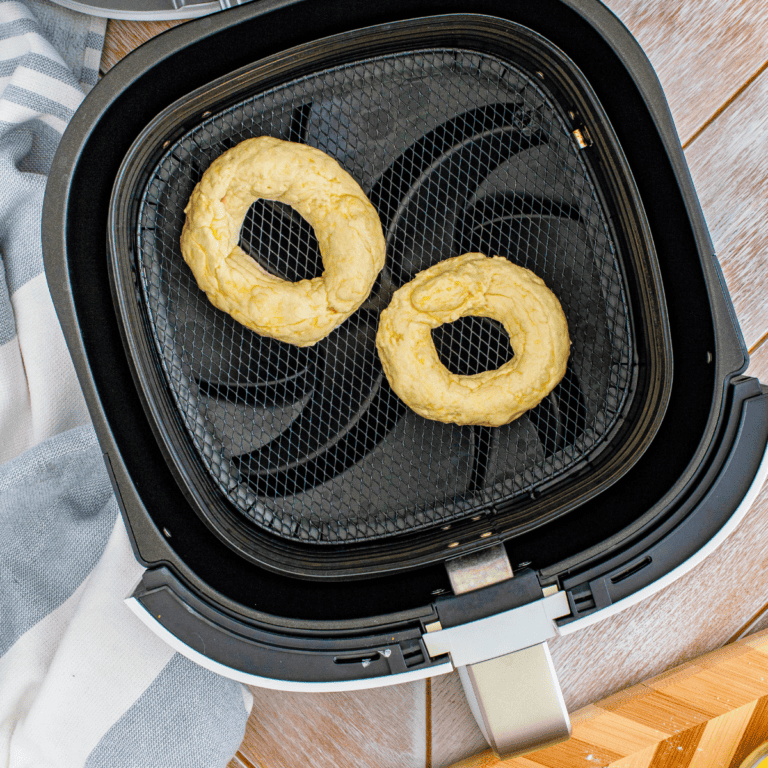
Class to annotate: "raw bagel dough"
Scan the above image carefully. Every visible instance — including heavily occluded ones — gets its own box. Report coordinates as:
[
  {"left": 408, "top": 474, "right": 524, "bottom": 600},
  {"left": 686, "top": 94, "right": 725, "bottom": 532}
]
[
  {"left": 180, "top": 136, "right": 386, "bottom": 346},
  {"left": 376, "top": 253, "right": 570, "bottom": 427}
]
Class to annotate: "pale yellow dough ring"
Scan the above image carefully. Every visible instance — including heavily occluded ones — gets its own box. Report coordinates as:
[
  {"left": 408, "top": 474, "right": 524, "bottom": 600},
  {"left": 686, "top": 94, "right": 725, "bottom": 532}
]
[
  {"left": 376, "top": 253, "right": 570, "bottom": 427},
  {"left": 180, "top": 136, "right": 386, "bottom": 346}
]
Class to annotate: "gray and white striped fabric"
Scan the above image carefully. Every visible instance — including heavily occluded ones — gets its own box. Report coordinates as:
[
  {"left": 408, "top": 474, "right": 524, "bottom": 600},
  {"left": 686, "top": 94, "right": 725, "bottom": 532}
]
[{"left": 0, "top": 3, "right": 251, "bottom": 766}]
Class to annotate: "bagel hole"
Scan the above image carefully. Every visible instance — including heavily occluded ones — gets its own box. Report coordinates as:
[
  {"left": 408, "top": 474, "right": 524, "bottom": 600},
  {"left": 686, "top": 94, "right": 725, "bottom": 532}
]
[
  {"left": 240, "top": 200, "right": 323, "bottom": 282},
  {"left": 432, "top": 316, "right": 514, "bottom": 376}
]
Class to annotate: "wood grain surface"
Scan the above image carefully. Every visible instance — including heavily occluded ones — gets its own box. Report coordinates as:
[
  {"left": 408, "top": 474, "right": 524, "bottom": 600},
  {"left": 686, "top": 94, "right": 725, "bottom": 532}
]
[
  {"left": 101, "top": 2, "right": 768, "bottom": 766},
  {"left": 100, "top": 19, "right": 183, "bottom": 73},
  {"left": 600, "top": 0, "right": 768, "bottom": 146},
  {"left": 685, "top": 69, "right": 768, "bottom": 352},
  {"left": 448, "top": 629, "right": 768, "bottom": 768},
  {"left": 431, "top": 670, "right": 487, "bottom": 766},
  {"left": 747, "top": 340, "right": 768, "bottom": 389},
  {"left": 599, "top": 0, "right": 768, "bottom": 352},
  {"left": 233, "top": 681, "right": 427, "bottom": 768}
]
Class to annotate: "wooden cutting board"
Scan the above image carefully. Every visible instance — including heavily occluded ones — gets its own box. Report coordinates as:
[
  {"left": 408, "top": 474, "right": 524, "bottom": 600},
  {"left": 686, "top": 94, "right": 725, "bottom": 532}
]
[{"left": 450, "top": 628, "right": 768, "bottom": 768}]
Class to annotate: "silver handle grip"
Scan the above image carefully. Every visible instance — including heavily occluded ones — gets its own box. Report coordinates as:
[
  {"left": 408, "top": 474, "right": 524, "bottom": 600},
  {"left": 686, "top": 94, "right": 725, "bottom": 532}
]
[{"left": 458, "top": 641, "right": 571, "bottom": 759}]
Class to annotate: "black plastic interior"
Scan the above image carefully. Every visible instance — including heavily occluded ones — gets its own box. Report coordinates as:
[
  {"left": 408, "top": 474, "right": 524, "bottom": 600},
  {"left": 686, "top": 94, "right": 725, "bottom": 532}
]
[
  {"left": 57, "top": 0, "right": 725, "bottom": 620},
  {"left": 110, "top": 18, "right": 673, "bottom": 576}
]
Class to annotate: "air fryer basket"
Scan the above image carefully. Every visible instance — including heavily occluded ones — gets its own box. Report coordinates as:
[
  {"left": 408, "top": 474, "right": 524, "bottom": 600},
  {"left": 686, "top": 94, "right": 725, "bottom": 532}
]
[{"left": 109, "top": 16, "right": 671, "bottom": 577}]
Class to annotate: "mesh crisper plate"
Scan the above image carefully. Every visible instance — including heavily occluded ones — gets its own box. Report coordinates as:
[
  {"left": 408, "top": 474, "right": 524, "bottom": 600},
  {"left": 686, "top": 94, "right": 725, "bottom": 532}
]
[{"left": 136, "top": 48, "right": 635, "bottom": 545}]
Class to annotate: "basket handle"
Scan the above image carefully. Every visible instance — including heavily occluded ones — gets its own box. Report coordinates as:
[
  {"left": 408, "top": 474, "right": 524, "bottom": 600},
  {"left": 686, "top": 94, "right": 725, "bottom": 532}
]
[
  {"left": 458, "top": 642, "right": 571, "bottom": 758},
  {"left": 438, "top": 545, "right": 571, "bottom": 758}
]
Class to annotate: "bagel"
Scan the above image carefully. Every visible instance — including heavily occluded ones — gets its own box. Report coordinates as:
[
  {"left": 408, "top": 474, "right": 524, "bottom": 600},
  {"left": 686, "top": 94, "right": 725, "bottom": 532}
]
[
  {"left": 376, "top": 253, "right": 570, "bottom": 427},
  {"left": 180, "top": 136, "right": 385, "bottom": 346}
]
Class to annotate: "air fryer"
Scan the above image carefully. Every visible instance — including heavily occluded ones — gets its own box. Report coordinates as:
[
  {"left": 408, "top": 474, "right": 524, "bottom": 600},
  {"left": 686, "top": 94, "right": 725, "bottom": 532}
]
[{"left": 42, "top": 0, "right": 768, "bottom": 758}]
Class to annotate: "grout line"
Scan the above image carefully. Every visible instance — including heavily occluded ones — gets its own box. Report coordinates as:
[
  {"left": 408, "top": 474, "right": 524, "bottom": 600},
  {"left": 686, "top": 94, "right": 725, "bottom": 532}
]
[
  {"left": 683, "top": 58, "right": 768, "bottom": 150},
  {"left": 231, "top": 750, "right": 262, "bottom": 768},
  {"left": 426, "top": 677, "right": 433, "bottom": 768},
  {"left": 749, "top": 331, "right": 768, "bottom": 356},
  {"left": 729, "top": 602, "right": 768, "bottom": 645},
  {"left": 99, "top": 19, "right": 113, "bottom": 75}
]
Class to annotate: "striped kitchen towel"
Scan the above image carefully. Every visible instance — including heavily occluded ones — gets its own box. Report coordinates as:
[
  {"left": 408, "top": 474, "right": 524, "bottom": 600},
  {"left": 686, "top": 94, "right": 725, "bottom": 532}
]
[{"left": 0, "top": 2, "right": 251, "bottom": 767}]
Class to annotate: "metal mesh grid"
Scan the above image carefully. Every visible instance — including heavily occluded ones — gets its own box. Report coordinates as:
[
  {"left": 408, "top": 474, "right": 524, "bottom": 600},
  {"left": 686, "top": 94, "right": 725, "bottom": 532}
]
[{"left": 136, "top": 48, "right": 635, "bottom": 544}]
